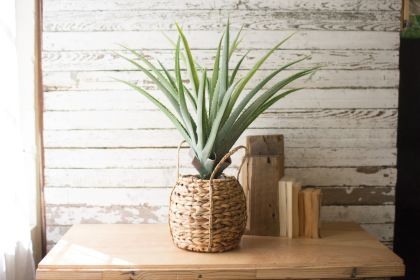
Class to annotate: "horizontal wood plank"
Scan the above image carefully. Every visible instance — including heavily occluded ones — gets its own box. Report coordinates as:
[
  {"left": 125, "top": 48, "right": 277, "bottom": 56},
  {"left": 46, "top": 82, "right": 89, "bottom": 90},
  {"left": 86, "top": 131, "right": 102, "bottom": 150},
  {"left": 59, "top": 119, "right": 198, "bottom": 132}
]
[
  {"left": 43, "top": 89, "right": 398, "bottom": 111},
  {"left": 42, "top": 70, "right": 400, "bottom": 91},
  {"left": 42, "top": 31, "right": 400, "bottom": 51},
  {"left": 45, "top": 204, "right": 168, "bottom": 225},
  {"left": 45, "top": 204, "right": 394, "bottom": 226},
  {"left": 43, "top": 109, "right": 397, "bottom": 130},
  {"left": 42, "top": 0, "right": 402, "bottom": 12},
  {"left": 285, "top": 167, "right": 397, "bottom": 187},
  {"left": 320, "top": 186, "right": 394, "bottom": 205},
  {"left": 44, "top": 167, "right": 397, "bottom": 188},
  {"left": 43, "top": 10, "right": 400, "bottom": 32},
  {"left": 43, "top": 147, "right": 396, "bottom": 168},
  {"left": 320, "top": 205, "right": 394, "bottom": 224},
  {"left": 42, "top": 50, "right": 399, "bottom": 71},
  {"left": 44, "top": 186, "right": 394, "bottom": 207},
  {"left": 44, "top": 187, "right": 171, "bottom": 207},
  {"left": 43, "top": 128, "right": 397, "bottom": 149}
]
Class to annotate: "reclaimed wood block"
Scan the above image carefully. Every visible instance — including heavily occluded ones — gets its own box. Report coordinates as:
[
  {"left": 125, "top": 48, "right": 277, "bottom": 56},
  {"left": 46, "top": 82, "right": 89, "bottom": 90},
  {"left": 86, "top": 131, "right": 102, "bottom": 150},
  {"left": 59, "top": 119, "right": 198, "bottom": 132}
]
[
  {"left": 302, "top": 188, "right": 323, "bottom": 239},
  {"left": 246, "top": 135, "right": 284, "bottom": 156},
  {"left": 242, "top": 135, "right": 284, "bottom": 236}
]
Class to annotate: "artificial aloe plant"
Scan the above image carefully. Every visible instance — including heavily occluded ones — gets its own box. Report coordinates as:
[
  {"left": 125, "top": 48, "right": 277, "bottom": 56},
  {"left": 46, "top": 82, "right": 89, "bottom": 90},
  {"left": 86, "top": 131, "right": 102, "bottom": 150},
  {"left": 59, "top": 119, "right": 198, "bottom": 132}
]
[{"left": 117, "top": 21, "right": 318, "bottom": 179}]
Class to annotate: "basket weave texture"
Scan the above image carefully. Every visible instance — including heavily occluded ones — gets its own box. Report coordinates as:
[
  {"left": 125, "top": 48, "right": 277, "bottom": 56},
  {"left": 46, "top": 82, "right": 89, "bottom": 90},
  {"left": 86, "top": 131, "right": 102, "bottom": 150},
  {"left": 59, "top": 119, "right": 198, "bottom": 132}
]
[{"left": 169, "top": 143, "right": 247, "bottom": 253}]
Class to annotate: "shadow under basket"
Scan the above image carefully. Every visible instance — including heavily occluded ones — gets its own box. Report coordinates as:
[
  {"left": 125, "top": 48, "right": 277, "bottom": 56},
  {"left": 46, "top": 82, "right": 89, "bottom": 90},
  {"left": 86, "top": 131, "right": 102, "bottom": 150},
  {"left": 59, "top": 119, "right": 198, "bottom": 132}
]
[{"left": 169, "top": 144, "right": 247, "bottom": 253}]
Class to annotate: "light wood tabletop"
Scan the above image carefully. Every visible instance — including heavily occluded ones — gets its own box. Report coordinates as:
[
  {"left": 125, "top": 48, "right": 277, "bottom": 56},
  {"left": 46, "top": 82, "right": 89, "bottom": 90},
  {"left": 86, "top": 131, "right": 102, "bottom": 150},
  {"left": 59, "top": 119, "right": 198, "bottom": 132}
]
[{"left": 37, "top": 222, "right": 404, "bottom": 280}]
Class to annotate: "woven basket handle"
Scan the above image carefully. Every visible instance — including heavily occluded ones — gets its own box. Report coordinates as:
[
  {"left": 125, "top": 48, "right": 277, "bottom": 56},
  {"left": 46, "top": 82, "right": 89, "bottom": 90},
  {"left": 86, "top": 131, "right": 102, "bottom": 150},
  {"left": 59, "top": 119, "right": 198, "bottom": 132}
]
[
  {"left": 209, "top": 145, "right": 248, "bottom": 182},
  {"left": 176, "top": 141, "right": 248, "bottom": 180}
]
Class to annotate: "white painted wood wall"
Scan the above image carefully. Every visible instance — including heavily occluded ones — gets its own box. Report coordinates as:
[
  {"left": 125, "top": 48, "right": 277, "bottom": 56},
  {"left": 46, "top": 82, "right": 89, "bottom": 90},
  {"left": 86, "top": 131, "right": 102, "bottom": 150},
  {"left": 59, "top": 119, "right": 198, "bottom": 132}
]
[{"left": 42, "top": 0, "right": 400, "bottom": 249}]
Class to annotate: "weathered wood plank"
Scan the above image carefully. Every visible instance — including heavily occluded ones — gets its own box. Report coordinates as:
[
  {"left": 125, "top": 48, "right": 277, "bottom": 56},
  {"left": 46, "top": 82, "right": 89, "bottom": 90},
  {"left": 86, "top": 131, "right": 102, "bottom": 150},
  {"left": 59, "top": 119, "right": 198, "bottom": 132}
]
[
  {"left": 43, "top": 109, "right": 397, "bottom": 130},
  {"left": 44, "top": 167, "right": 397, "bottom": 188},
  {"left": 45, "top": 204, "right": 168, "bottom": 225},
  {"left": 214, "top": 0, "right": 402, "bottom": 11},
  {"left": 43, "top": 128, "right": 397, "bottom": 149},
  {"left": 320, "top": 205, "right": 394, "bottom": 224},
  {"left": 42, "top": 70, "right": 400, "bottom": 91},
  {"left": 43, "top": 89, "right": 398, "bottom": 111},
  {"left": 44, "top": 186, "right": 394, "bottom": 207},
  {"left": 320, "top": 186, "right": 395, "bottom": 205},
  {"left": 285, "top": 167, "right": 397, "bottom": 187},
  {"left": 44, "top": 187, "right": 171, "bottom": 207},
  {"left": 42, "top": 50, "right": 399, "bottom": 71},
  {"left": 44, "top": 204, "right": 394, "bottom": 226},
  {"left": 43, "top": 147, "right": 397, "bottom": 168},
  {"left": 42, "top": 0, "right": 402, "bottom": 12},
  {"left": 42, "top": 31, "right": 400, "bottom": 51},
  {"left": 43, "top": 10, "right": 400, "bottom": 32}
]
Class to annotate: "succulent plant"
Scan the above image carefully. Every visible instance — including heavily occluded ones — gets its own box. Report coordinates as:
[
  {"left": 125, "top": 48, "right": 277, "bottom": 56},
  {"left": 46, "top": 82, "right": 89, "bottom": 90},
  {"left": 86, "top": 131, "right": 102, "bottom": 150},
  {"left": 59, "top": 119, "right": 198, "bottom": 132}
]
[{"left": 117, "top": 21, "right": 318, "bottom": 179}]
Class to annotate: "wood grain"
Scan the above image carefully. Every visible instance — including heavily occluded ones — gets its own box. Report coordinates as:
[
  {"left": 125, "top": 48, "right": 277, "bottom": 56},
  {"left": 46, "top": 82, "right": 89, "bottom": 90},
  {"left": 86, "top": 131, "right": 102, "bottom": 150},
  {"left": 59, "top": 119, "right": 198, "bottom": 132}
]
[
  {"left": 43, "top": 147, "right": 396, "bottom": 168},
  {"left": 43, "top": 109, "right": 397, "bottom": 130},
  {"left": 44, "top": 167, "right": 397, "bottom": 188},
  {"left": 42, "top": 31, "right": 399, "bottom": 51},
  {"left": 42, "top": 0, "right": 402, "bottom": 12},
  {"left": 42, "top": 70, "right": 399, "bottom": 92},
  {"left": 36, "top": 223, "right": 404, "bottom": 280},
  {"left": 43, "top": 187, "right": 394, "bottom": 208},
  {"left": 320, "top": 186, "right": 395, "bottom": 205},
  {"left": 43, "top": 10, "right": 400, "bottom": 32},
  {"left": 43, "top": 89, "right": 398, "bottom": 111},
  {"left": 42, "top": 50, "right": 399, "bottom": 71},
  {"left": 246, "top": 156, "right": 283, "bottom": 235},
  {"left": 43, "top": 128, "right": 397, "bottom": 148}
]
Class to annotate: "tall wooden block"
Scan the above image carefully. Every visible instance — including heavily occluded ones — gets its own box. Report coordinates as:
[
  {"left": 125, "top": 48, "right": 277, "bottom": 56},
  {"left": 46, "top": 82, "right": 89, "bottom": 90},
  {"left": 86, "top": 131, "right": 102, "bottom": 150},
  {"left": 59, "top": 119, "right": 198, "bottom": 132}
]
[{"left": 242, "top": 135, "right": 284, "bottom": 236}]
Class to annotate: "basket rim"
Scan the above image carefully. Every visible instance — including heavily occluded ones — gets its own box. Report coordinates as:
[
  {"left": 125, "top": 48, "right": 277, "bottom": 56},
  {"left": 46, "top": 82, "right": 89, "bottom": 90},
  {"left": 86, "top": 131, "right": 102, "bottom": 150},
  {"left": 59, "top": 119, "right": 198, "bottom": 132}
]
[{"left": 177, "top": 174, "right": 237, "bottom": 183}]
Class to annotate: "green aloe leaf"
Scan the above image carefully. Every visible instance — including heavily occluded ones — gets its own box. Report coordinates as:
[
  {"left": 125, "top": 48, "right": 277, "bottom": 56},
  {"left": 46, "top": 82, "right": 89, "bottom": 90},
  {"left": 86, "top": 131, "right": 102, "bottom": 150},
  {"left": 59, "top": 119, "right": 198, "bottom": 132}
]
[
  {"left": 175, "top": 39, "right": 197, "bottom": 146},
  {"left": 157, "top": 60, "right": 178, "bottom": 95},
  {"left": 115, "top": 51, "right": 181, "bottom": 116},
  {"left": 219, "top": 67, "right": 319, "bottom": 155},
  {"left": 121, "top": 46, "right": 177, "bottom": 94},
  {"left": 197, "top": 69, "right": 207, "bottom": 151},
  {"left": 219, "top": 55, "right": 310, "bottom": 138},
  {"left": 210, "top": 34, "right": 223, "bottom": 95},
  {"left": 218, "top": 19, "right": 230, "bottom": 104},
  {"left": 225, "top": 32, "right": 296, "bottom": 117},
  {"left": 229, "top": 25, "right": 243, "bottom": 60},
  {"left": 175, "top": 23, "right": 200, "bottom": 95},
  {"left": 202, "top": 79, "right": 241, "bottom": 161},
  {"left": 229, "top": 50, "right": 249, "bottom": 86},
  {"left": 115, "top": 79, "right": 193, "bottom": 147}
]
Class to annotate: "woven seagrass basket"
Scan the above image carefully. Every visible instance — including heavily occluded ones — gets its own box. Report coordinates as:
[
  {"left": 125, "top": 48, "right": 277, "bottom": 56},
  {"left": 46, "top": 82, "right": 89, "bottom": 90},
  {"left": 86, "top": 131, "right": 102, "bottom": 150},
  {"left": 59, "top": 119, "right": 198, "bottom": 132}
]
[{"left": 169, "top": 142, "right": 248, "bottom": 253}]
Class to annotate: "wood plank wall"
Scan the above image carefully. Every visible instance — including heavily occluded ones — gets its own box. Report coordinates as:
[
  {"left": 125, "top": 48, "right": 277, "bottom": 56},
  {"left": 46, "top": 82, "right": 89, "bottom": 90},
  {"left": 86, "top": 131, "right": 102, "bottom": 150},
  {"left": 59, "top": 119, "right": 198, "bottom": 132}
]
[{"left": 42, "top": 0, "right": 401, "bottom": 250}]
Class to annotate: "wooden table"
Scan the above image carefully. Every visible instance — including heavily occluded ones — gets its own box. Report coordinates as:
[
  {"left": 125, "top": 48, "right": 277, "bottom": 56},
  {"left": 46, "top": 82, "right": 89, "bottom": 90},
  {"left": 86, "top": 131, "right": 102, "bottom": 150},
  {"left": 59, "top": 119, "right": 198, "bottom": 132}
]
[{"left": 37, "top": 222, "right": 404, "bottom": 280}]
